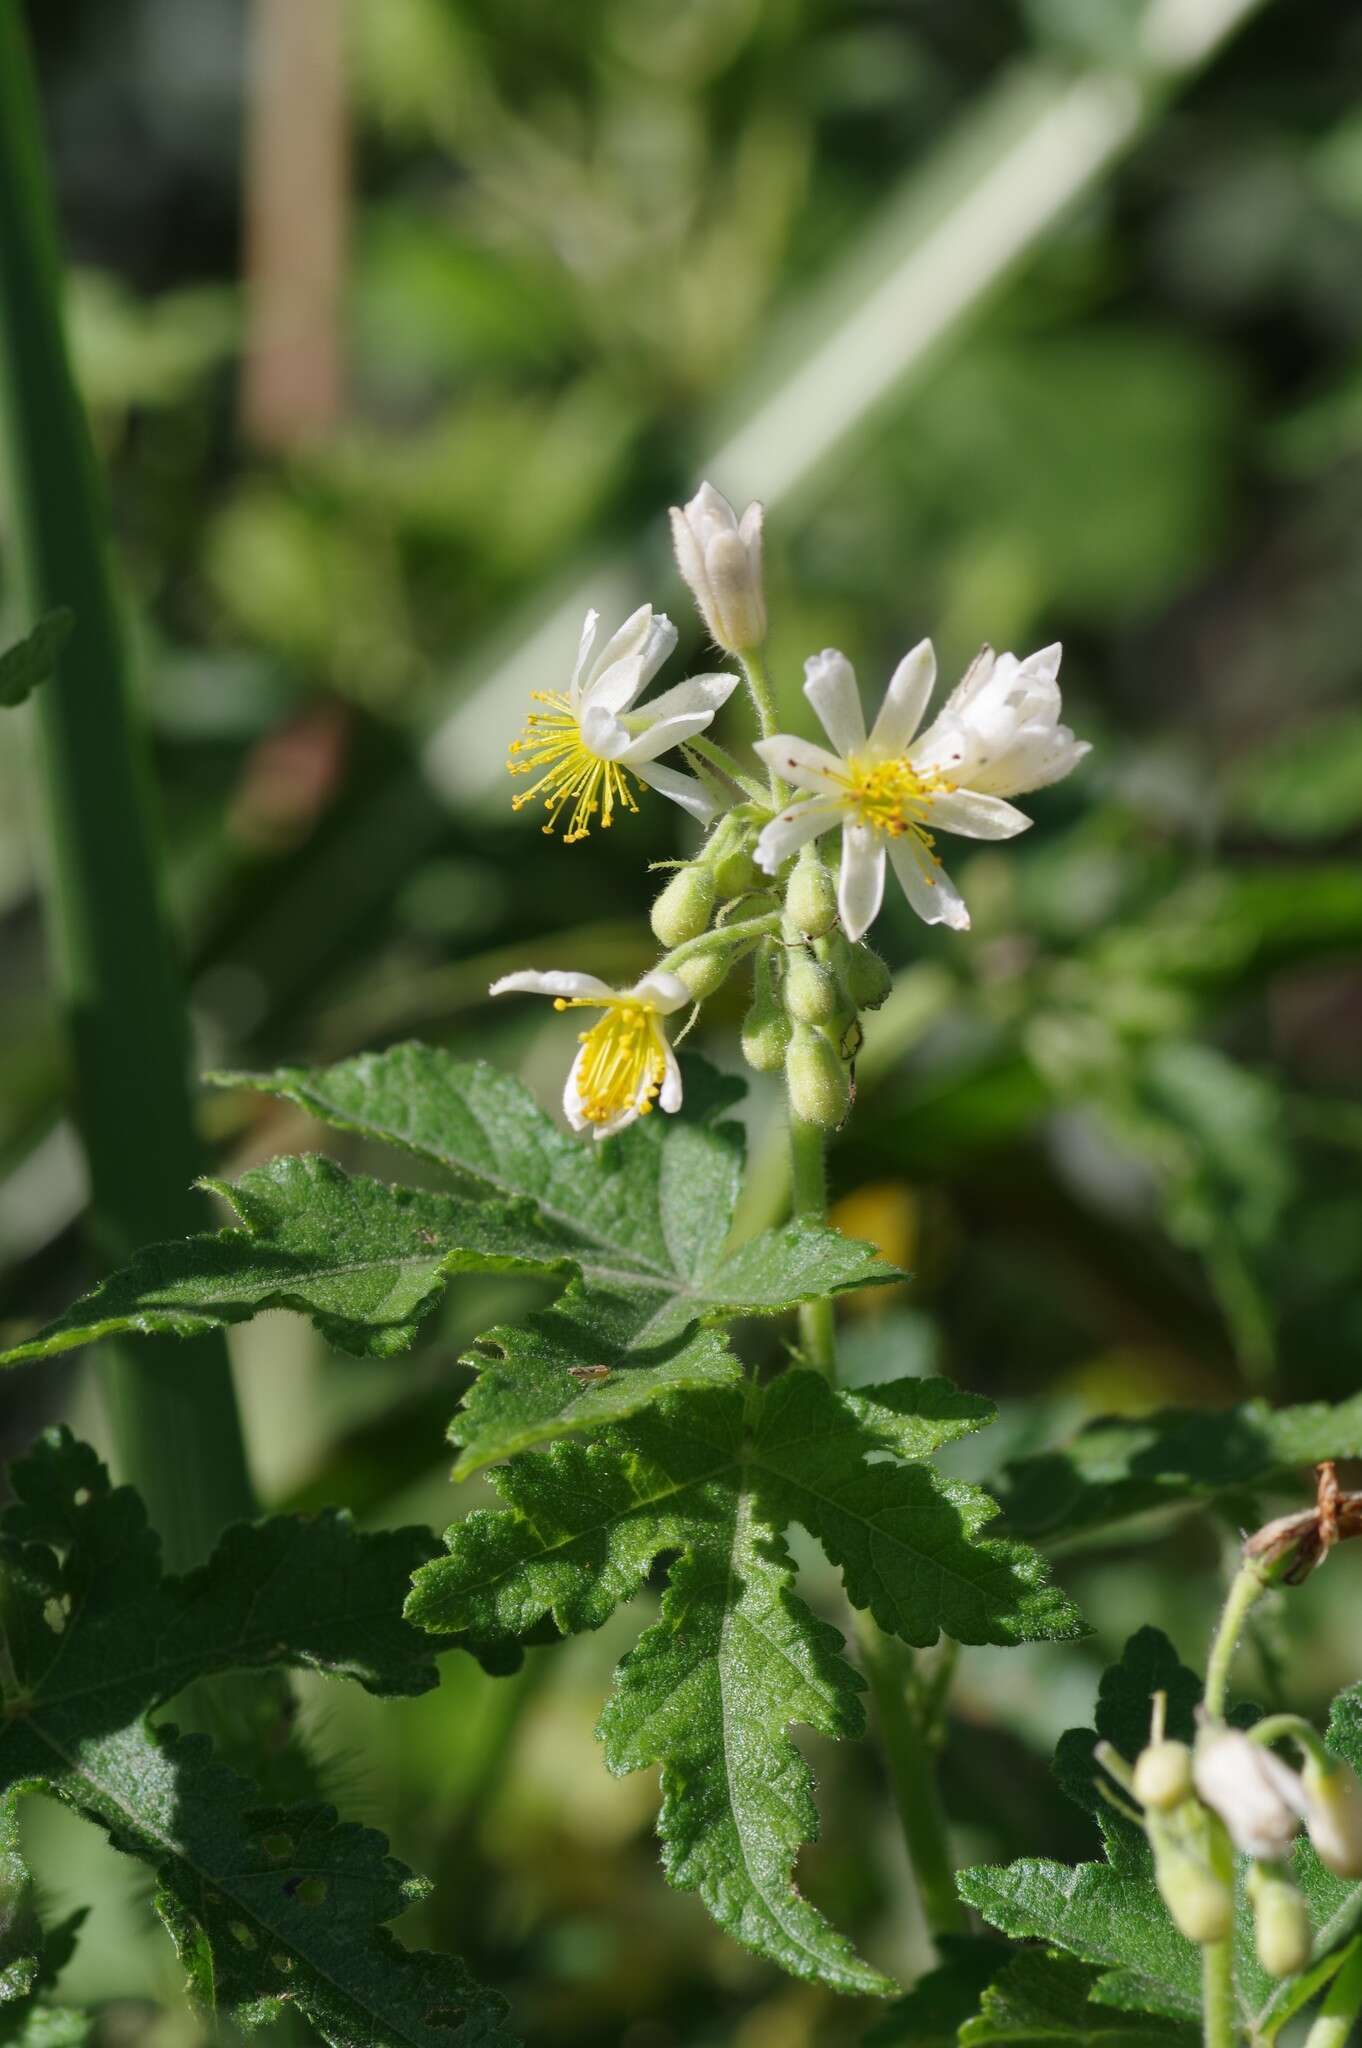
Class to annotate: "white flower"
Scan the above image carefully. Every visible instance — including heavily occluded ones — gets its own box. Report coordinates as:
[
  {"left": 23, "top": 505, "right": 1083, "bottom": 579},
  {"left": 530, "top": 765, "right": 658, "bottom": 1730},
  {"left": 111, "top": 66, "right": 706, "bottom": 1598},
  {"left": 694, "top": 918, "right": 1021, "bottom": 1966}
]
[
  {"left": 489, "top": 968, "right": 691, "bottom": 1139},
  {"left": 509, "top": 604, "right": 737, "bottom": 842},
  {"left": 670, "top": 481, "right": 767, "bottom": 654},
  {"left": 1194, "top": 1730, "right": 1307, "bottom": 1860},
  {"left": 753, "top": 640, "right": 1090, "bottom": 941}
]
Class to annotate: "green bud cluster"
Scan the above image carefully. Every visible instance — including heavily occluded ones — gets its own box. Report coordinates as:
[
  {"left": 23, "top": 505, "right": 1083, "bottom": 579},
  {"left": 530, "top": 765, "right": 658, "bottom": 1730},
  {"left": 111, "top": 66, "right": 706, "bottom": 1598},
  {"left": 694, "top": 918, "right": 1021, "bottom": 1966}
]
[{"left": 651, "top": 863, "right": 716, "bottom": 949}]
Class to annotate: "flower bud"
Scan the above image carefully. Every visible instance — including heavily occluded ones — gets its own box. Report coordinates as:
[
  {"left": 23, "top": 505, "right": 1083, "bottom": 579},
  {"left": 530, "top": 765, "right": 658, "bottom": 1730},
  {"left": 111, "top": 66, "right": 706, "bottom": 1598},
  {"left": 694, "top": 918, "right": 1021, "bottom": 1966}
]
[
  {"left": 1134, "top": 1740, "right": 1195, "bottom": 1814},
  {"left": 651, "top": 865, "right": 715, "bottom": 949},
  {"left": 669, "top": 482, "right": 766, "bottom": 654},
  {"left": 785, "top": 856, "right": 838, "bottom": 939},
  {"left": 846, "top": 943, "right": 893, "bottom": 1011},
  {"left": 1249, "top": 1866, "right": 1312, "bottom": 1979},
  {"left": 786, "top": 1024, "right": 849, "bottom": 1130},
  {"left": 1302, "top": 1757, "right": 1362, "bottom": 1879},
  {"left": 711, "top": 847, "right": 760, "bottom": 898},
  {"left": 1194, "top": 1730, "right": 1306, "bottom": 1861},
  {"left": 1149, "top": 1835, "right": 1233, "bottom": 1945},
  {"left": 741, "top": 944, "right": 790, "bottom": 1073},
  {"left": 675, "top": 949, "right": 728, "bottom": 1001},
  {"left": 785, "top": 953, "right": 839, "bottom": 1027}
]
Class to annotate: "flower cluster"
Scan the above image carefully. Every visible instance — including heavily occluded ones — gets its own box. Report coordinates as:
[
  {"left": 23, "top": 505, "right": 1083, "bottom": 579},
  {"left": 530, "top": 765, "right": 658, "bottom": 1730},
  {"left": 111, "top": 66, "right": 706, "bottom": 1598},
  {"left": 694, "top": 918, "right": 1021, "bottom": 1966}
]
[
  {"left": 1101, "top": 1692, "right": 1362, "bottom": 1979},
  {"left": 496, "top": 481, "right": 1090, "bottom": 1140}
]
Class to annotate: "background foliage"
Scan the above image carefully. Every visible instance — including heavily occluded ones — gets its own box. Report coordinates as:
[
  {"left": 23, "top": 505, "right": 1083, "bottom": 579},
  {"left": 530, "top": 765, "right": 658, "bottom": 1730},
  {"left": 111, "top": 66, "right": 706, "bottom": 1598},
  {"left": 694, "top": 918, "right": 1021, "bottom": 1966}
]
[{"left": 2, "top": 0, "right": 1362, "bottom": 2042}]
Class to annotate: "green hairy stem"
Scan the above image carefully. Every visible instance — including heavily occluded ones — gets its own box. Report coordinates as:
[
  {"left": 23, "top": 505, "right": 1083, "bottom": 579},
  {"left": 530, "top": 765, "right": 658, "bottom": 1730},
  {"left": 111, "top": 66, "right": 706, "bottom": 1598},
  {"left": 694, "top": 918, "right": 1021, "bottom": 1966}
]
[{"left": 0, "top": 7, "right": 254, "bottom": 1563}]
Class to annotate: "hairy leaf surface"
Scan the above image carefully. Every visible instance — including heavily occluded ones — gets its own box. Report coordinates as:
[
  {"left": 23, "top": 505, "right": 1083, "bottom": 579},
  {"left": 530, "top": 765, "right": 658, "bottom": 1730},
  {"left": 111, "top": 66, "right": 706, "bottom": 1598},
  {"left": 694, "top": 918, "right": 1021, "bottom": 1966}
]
[
  {"left": 409, "top": 1373, "right": 1081, "bottom": 1994},
  {"left": 0, "top": 1432, "right": 512, "bottom": 2046},
  {"left": 3, "top": 1055, "right": 896, "bottom": 1469}
]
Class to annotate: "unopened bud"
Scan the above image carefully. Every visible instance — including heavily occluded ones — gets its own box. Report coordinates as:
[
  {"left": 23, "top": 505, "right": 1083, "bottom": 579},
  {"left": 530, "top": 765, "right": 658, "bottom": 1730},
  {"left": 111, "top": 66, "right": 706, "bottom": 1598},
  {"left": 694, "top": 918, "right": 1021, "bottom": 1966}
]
[
  {"left": 1194, "top": 1730, "right": 1306, "bottom": 1861},
  {"left": 651, "top": 865, "right": 715, "bottom": 949},
  {"left": 676, "top": 949, "right": 728, "bottom": 1001},
  {"left": 1134, "top": 1740, "right": 1195, "bottom": 1814},
  {"left": 1249, "top": 1866, "right": 1312, "bottom": 1979},
  {"left": 1150, "top": 1835, "right": 1233, "bottom": 1945},
  {"left": 670, "top": 483, "right": 766, "bottom": 655},
  {"left": 786, "top": 1024, "right": 849, "bottom": 1130},
  {"left": 1303, "top": 1757, "right": 1362, "bottom": 1879},
  {"left": 785, "top": 856, "right": 838, "bottom": 938},
  {"left": 846, "top": 943, "right": 893, "bottom": 1011},
  {"left": 711, "top": 848, "right": 760, "bottom": 897},
  {"left": 785, "top": 953, "right": 839, "bottom": 1027},
  {"left": 741, "top": 944, "right": 790, "bottom": 1073}
]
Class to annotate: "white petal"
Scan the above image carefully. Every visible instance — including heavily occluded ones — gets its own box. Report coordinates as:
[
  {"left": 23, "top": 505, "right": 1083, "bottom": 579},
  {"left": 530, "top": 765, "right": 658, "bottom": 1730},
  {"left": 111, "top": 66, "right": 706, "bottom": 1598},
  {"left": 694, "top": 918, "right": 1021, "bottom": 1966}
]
[
  {"left": 803, "top": 649, "right": 866, "bottom": 758},
  {"left": 685, "top": 480, "right": 740, "bottom": 542},
  {"left": 491, "top": 969, "right": 616, "bottom": 1002},
  {"left": 927, "top": 789, "right": 1032, "bottom": 840},
  {"left": 1021, "top": 640, "right": 1062, "bottom": 682},
  {"left": 941, "top": 644, "right": 997, "bottom": 716},
  {"left": 615, "top": 708, "right": 719, "bottom": 765},
  {"left": 753, "top": 733, "right": 848, "bottom": 796},
  {"left": 569, "top": 608, "right": 600, "bottom": 702},
  {"left": 659, "top": 1043, "right": 684, "bottom": 1113},
  {"left": 631, "top": 672, "right": 739, "bottom": 725},
  {"left": 578, "top": 702, "right": 633, "bottom": 760},
  {"left": 631, "top": 969, "right": 691, "bottom": 1015},
  {"left": 563, "top": 1042, "right": 592, "bottom": 1130},
  {"left": 631, "top": 758, "right": 719, "bottom": 823},
  {"left": 837, "top": 823, "right": 886, "bottom": 942},
  {"left": 869, "top": 638, "right": 936, "bottom": 756},
  {"left": 583, "top": 652, "right": 649, "bottom": 719},
  {"left": 636, "top": 609, "right": 679, "bottom": 687},
  {"left": 587, "top": 604, "right": 654, "bottom": 684},
  {"left": 754, "top": 800, "right": 841, "bottom": 873},
  {"left": 887, "top": 836, "right": 969, "bottom": 930}
]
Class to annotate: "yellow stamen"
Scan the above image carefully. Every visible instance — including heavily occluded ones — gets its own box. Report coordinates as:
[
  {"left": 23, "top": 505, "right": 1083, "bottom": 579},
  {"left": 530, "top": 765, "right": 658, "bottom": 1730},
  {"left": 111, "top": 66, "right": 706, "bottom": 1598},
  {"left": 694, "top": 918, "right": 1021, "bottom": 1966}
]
[
  {"left": 553, "top": 996, "right": 667, "bottom": 1126},
  {"left": 835, "top": 754, "right": 954, "bottom": 878},
  {"left": 508, "top": 691, "right": 640, "bottom": 843}
]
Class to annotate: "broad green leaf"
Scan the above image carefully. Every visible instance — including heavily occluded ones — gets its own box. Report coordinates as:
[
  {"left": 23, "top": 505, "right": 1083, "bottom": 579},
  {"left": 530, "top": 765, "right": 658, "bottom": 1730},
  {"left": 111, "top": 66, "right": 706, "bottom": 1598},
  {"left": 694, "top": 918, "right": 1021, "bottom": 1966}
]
[
  {"left": 958, "top": 1951, "right": 1196, "bottom": 2048},
  {"left": 205, "top": 1049, "right": 897, "bottom": 1469},
  {"left": 1000, "top": 1392, "right": 1362, "bottom": 1544},
  {"left": 0, "top": 612, "right": 72, "bottom": 710},
  {"left": 0, "top": 1155, "right": 581, "bottom": 1365},
  {"left": 962, "top": 1631, "right": 1362, "bottom": 2037},
  {"left": 0, "top": 1430, "right": 513, "bottom": 2046},
  {"left": 409, "top": 1375, "right": 1081, "bottom": 1994}
]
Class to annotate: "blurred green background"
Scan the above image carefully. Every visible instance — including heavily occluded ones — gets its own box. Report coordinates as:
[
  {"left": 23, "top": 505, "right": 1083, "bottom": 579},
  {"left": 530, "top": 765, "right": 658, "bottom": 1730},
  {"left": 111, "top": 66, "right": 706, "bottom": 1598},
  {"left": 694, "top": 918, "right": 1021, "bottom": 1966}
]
[{"left": 3, "top": 0, "right": 1362, "bottom": 2041}]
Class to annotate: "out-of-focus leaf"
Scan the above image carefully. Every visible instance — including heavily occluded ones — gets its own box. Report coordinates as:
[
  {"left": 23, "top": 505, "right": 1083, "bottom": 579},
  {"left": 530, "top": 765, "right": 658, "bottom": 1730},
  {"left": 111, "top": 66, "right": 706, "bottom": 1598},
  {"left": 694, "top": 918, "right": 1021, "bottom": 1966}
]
[
  {"left": 863, "top": 1938, "right": 1009, "bottom": 2047},
  {"left": 0, "top": 613, "right": 72, "bottom": 709},
  {"left": 1223, "top": 710, "right": 1362, "bottom": 843},
  {"left": 999, "top": 1391, "right": 1362, "bottom": 1542},
  {"left": 960, "top": 1950, "right": 1196, "bottom": 2048}
]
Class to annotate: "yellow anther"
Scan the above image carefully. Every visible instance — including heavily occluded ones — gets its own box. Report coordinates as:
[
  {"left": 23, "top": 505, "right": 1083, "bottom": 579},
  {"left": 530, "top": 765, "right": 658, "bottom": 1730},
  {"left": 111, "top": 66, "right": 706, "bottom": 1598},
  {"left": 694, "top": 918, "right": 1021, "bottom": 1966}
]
[
  {"left": 556, "top": 994, "right": 669, "bottom": 1126},
  {"left": 506, "top": 691, "right": 640, "bottom": 842}
]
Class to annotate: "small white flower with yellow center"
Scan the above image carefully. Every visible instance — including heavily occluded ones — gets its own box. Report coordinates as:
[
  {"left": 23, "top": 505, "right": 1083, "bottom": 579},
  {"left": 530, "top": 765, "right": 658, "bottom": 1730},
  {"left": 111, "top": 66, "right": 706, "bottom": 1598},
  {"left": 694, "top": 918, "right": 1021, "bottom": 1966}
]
[
  {"left": 754, "top": 640, "right": 1089, "bottom": 939},
  {"left": 508, "top": 604, "right": 737, "bottom": 842},
  {"left": 490, "top": 968, "right": 690, "bottom": 1139}
]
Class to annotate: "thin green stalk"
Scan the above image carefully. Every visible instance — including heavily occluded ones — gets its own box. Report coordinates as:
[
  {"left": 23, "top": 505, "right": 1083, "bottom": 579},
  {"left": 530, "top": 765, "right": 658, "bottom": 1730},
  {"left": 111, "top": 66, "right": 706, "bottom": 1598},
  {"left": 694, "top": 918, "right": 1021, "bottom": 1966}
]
[
  {"left": 740, "top": 647, "right": 790, "bottom": 805},
  {"left": 684, "top": 732, "right": 769, "bottom": 805},
  {"left": 0, "top": 9, "right": 254, "bottom": 1566},
  {"left": 788, "top": 1116, "right": 837, "bottom": 1378},
  {"left": 659, "top": 908, "right": 782, "bottom": 975},
  {"left": 1204, "top": 1558, "right": 1278, "bottom": 1720},
  {"left": 856, "top": 1618, "right": 966, "bottom": 1939},
  {"left": 1303, "top": 1938, "right": 1362, "bottom": 2048},
  {"left": 1203, "top": 1936, "right": 1238, "bottom": 2048}
]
